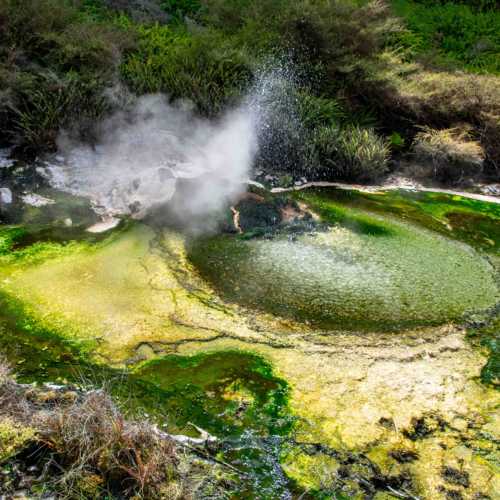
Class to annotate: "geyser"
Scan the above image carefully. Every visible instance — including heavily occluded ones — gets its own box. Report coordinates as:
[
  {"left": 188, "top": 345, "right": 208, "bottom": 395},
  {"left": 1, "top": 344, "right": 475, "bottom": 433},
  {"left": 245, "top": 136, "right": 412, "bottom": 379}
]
[
  {"left": 52, "top": 93, "right": 257, "bottom": 221},
  {"left": 46, "top": 68, "right": 299, "bottom": 227}
]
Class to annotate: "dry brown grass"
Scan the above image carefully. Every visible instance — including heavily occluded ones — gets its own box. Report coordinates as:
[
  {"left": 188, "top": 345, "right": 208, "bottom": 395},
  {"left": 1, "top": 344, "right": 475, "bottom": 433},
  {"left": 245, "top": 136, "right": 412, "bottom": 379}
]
[
  {"left": 362, "top": 52, "right": 500, "bottom": 178},
  {"left": 0, "top": 359, "right": 185, "bottom": 499},
  {"left": 36, "top": 390, "right": 179, "bottom": 497},
  {"left": 412, "top": 125, "right": 485, "bottom": 182}
]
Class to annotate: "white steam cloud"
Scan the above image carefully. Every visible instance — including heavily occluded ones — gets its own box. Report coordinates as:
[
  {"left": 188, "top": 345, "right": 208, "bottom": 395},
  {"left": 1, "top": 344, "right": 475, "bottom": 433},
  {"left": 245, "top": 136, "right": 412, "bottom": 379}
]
[
  {"left": 45, "top": 67, "right": 296, "bottom": 229},
  {"left": 52, "top": 92, "right": 258, "bottom": 221}
]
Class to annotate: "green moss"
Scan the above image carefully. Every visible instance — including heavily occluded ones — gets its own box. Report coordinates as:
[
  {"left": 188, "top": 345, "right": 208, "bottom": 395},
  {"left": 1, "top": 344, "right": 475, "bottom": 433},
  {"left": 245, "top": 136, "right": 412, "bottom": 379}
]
[
  {"left": 0, "top": 227, "right": 27, "bottom": 255},
  {"left": 0, "top": 418, "right": 36, "bottom": 463},
  {"left": 303, "top": 188, "right": 500, "bottom": 252},
  {"left": 0, "top": 216, "right": 128, "bottom": 271},
  {"left": 467, "top": 308, "right": 500, "bottom": 388},
  {"left": 0, "top": 288, "right": 295, "bottom": 497},
  {"left": 293, "top": 191, "right": 394, "bottom": 237}
]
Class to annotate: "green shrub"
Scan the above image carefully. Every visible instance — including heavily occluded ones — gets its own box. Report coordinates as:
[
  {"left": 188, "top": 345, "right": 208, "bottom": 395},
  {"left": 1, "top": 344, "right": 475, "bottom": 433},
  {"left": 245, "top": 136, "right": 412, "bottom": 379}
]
[
  {"left": 161, "top": 0, "right": 201, "bottom": 19},
  {"left": 0, "top": 0, "right": 135, "bottom": 151},
  {"left": 390, "top": 0, "right": 500, "bottom": 74},
  {"left": 8, "top": 72, "right": 110, "bottom": 150},
  {"left": 309, "top": 125, "right": 390, "bottom": 182},
  {"left": 297, "top": 93, "right": 346, "bottom": 130},
  {"left": 121, "top": 24, "right": 252, "bottom": 115},
  {"left": 412, "top": 0, "right": 497, "bottom": 12}
]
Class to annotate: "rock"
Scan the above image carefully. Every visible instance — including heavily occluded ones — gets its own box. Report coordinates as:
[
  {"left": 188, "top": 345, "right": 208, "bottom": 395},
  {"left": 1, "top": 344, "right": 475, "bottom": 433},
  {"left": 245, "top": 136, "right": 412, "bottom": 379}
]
[
  {"left": 481, "top": 184, "right": 500, "bottom": 196},
  {"left": 20, "top": 192, "right": 55, "bottom": 207},
  {"left": 128, "top": 200, "right": 142, "bottom": 214},
  {"left": 63, "top": 218, "right": 73, "bottom": 227},
  {"left": 0, "top": 187, "right": 13, "bottom": 204},
  {"left": 0, "top": 149, "right": 14, "bottom": 169},
  {"left": 86, "top": 217, "right": 120, "bottom": 234}
]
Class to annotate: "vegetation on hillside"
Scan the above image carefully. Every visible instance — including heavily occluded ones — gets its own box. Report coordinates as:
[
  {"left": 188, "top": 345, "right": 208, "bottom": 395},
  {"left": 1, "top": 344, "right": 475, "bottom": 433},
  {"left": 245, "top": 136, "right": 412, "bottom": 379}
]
[{"left": 0, "top": 0, "right": 498, "bottom": 181}]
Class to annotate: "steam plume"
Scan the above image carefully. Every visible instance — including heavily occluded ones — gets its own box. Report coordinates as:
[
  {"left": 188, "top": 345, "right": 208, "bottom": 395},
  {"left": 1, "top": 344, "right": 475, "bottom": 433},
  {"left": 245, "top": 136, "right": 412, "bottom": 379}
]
[{"left": 48, "top": 67, "right": 298, "bottom": 228}]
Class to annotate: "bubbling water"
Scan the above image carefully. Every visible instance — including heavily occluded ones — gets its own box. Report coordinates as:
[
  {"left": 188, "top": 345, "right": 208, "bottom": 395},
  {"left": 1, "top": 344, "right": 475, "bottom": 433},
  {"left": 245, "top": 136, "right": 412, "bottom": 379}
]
[{"left": 188, "top": 213, "right": 498, "bottom": 331}]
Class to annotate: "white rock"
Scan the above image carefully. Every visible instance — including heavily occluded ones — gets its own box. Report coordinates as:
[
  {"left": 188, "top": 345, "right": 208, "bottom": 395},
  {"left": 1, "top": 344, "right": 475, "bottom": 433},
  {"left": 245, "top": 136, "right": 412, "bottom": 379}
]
[
  {"left": 63, "top": 218, "right": 73, "bottom": 227},
  {"left": 0, "top": 149, "right": 14, "bottom": 169},
  {"left": 86, "top": 217, "right": 120, "bottom": 233},
  {"left": 0, "top": 187, "right": 13, "bottom": 204},
  {"left": 21, "top": 192, "right": 56, "bottom": 207}
]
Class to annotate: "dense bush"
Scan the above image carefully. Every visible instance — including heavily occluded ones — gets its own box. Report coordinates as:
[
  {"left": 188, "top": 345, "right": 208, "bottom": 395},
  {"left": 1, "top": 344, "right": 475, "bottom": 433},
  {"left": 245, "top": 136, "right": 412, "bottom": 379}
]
[
  {"left": 411, "top": 0, "right": 498, "bottom": 12},
  {"left": 121, "top": 24, "right": 252, "bottom": 116},
  {"left": 0, "top": 0, "right": 135, "bottom": 151},
  {"left": 366, "top": 63, "right": 500, "bottom": 177},
  {"left": 0, "top": 0, "right": 498, "bottom": 183},
  {"left": 390, "top": 0, "right": 500, "bottom": 74}
]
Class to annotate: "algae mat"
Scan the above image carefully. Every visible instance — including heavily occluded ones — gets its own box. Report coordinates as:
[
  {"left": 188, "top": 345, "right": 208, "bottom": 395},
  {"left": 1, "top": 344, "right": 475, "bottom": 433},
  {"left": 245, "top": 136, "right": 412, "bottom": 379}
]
[{"left": 0, "top": 189, "right": 499, "bottom": 499}]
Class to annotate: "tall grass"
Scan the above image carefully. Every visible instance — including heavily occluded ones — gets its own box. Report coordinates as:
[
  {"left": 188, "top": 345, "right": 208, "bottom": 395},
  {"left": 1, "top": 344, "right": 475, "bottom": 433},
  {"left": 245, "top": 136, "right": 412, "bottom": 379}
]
[{"left": 309, "top": 125, "right": 390, "bottom": 182}]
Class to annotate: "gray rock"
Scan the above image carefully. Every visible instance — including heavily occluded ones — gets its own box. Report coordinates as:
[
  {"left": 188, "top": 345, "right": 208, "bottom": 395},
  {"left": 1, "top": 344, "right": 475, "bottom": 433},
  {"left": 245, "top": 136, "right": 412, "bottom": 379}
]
[{"left": 0, "top": 187, "right": 13, "bottom": 204}]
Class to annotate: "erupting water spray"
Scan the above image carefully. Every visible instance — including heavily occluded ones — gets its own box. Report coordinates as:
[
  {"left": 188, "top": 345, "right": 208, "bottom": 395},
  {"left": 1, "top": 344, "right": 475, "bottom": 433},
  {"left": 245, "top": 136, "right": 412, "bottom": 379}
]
[{"left": 47, "top": 66, "right": 301, "bottom": 229}]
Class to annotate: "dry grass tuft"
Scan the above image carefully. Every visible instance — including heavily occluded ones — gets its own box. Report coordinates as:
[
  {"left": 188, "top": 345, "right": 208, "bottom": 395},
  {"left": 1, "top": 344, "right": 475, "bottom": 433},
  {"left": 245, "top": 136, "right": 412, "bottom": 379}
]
[
  {"left": 36, "top": 390, "right": 179, "bottom": 497},
  {"left": 412, "top": 125, "right": 484, "bottom": 182},
  {"left": 0, "top": 358, "right": 184, "bottom": 498}
]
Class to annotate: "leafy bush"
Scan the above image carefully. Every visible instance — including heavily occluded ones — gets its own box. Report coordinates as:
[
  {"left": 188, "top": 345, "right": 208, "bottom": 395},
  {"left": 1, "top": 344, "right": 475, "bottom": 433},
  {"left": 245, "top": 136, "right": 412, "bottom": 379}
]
[
  {"left": 309, "top": 125, "right": 390, "bottom": 182},
  {"left": 161, "top": 0, "right": 201, "bottom": 19},
  {"left": 297, "top": 93, "right": 346, "bottom": 130},
  {"left": 390, "top": 0, "right": 500, "bottom": 74},
  {"left": 91, "top": 0, "right": 169, "bottom": 23},
  {"left": 0, "top": 0, "right": 135, "bottom": 151},
  {"left": 412, "top": 126, "right": 484, "bottom": 182},
  {"left": 121, "top": 24, "right": 252, "bottom": 115},
  {"left": 412, "top": 0, "right": 497, "bottom": 12},
  {"left": 7, "top": 72, "right": 111, "bottom": 150}
]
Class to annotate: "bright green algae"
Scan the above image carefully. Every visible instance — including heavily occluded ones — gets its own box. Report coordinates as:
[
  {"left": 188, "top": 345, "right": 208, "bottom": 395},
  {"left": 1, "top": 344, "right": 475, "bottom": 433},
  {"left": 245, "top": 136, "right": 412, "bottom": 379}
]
[
  {"left": 0, "top": 217, "right": 298, "bottom": 497},
  {"left": 1, "top": 186, "right": 499, "bottom": 498},
  {"left": 297, "top": 188, "right": 500, "bottom": 252},
  {"left": 0, "top": 290, "right": 296, "bottom": 497},
  {"left": 188, "top": 190, "right": 498, "bottom": 331}
]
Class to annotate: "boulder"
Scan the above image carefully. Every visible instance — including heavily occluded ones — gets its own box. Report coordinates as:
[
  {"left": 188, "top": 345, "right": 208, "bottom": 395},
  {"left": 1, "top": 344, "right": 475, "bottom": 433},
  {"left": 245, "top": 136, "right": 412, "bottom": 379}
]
[{"left": 0, "top": 187, "right": 13, "bottom": 205}]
